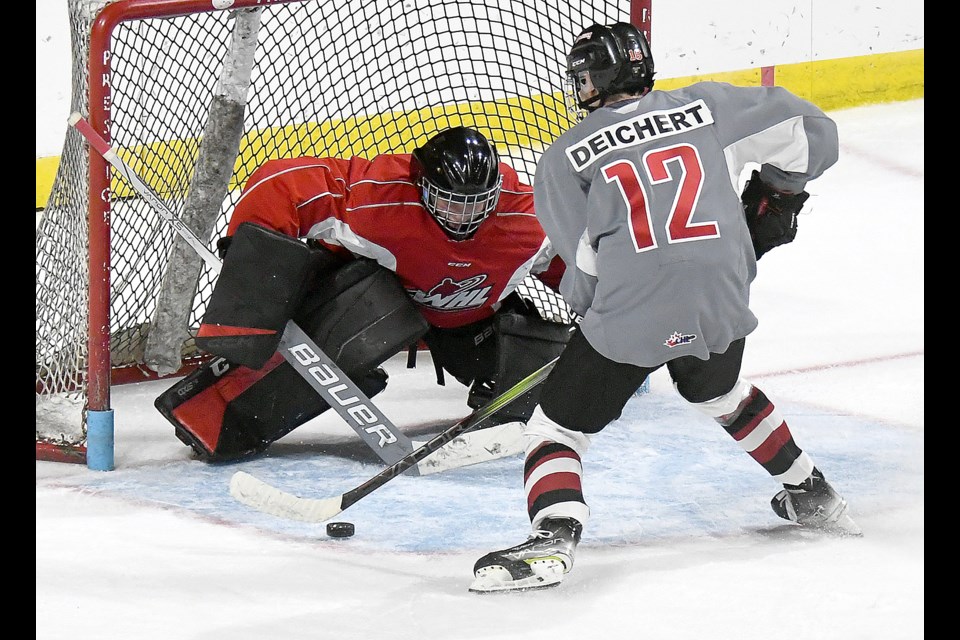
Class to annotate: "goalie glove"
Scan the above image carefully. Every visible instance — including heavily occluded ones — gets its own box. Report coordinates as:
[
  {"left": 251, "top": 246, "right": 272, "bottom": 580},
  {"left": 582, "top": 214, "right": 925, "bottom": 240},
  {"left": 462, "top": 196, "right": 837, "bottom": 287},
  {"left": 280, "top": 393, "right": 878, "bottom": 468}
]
[{"left": 740, "top": 169, "right": 809, "bottom": 260}]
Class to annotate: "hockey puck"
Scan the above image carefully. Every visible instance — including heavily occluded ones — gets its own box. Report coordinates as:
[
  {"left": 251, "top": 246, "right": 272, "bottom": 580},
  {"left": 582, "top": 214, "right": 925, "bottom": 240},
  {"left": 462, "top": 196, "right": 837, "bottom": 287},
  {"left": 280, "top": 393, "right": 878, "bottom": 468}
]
[{"left": 326, "top": 522, "right": 355, "bottom": 538}]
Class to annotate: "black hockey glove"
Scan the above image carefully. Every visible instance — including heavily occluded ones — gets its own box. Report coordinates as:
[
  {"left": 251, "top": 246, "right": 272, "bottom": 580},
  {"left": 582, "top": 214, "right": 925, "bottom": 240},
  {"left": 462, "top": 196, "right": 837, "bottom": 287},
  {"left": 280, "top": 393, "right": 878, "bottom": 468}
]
[{"left": 740, "top": 169, "right": 809, "bottom": 260}]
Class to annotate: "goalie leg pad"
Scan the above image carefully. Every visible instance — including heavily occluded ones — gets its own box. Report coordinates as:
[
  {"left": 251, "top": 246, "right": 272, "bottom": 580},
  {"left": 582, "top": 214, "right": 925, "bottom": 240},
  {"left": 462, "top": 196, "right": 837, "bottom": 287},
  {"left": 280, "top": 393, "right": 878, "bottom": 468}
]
[
  {"left": 421, "top": 319, "right": 499, "bottom": 388},
  {"left": 157, "top": 259, "right": 426, "bottom": 461},
  {"left": 295, "top": 258, "right": 430, "bottom": 377},
  {"left": 155, "top": 356, "right": 390, "bottom": 461},
  {"left": 196, "top": 222, "right": 343, "bottom": 369}
]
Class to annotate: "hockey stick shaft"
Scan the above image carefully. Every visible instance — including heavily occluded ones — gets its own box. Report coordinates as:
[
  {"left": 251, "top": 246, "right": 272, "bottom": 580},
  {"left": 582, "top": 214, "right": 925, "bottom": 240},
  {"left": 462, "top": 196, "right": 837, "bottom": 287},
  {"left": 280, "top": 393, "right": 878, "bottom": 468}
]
[
  {"left": 229, "top": 355, "right": 560, "bottom": 523},
  {"left": 68, "top": 113, "right": 223, "bottom": 274},
  {"left": 68, "top": 111, "right": 418, "bottom": 469},
  {"left": 340, "top": 356, "right": 556, "bottom": 506},
  {"left": 276, "top": 319, "right": 417, "bottom": 467}
]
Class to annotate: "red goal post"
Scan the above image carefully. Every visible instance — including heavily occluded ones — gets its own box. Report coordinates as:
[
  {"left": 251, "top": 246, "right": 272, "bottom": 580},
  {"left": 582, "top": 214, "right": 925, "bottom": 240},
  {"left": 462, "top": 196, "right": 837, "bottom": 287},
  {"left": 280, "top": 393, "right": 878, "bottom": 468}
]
[{"left": 36, "top": 0, "right": 651, "bottom": 468}]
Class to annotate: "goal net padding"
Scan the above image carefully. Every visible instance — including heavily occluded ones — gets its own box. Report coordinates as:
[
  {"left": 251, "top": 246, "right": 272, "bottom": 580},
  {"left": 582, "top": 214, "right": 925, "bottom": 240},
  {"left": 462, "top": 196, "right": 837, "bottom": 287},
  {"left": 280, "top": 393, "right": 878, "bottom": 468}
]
[{"left": 36, "top": 0, "right": 638, "bottom": 467}]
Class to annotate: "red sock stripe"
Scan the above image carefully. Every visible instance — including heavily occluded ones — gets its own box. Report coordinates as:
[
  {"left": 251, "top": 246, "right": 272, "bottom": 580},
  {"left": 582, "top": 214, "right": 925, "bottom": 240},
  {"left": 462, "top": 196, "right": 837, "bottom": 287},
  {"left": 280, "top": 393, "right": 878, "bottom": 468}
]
[
  {"left": 749, "top": 421, "right": 793, "bottom": 464},
  {"left": 526, "top": 472, "right": 583, "bottom": 511},
  {"left": 730, "top": 401, "right": 774, "bottom": 442},
  {"left": 527, "top": 441, "right": 552, "bottom": 460},
  {"left": 524, "top": 449, "right": 580, "bottom": 483}
]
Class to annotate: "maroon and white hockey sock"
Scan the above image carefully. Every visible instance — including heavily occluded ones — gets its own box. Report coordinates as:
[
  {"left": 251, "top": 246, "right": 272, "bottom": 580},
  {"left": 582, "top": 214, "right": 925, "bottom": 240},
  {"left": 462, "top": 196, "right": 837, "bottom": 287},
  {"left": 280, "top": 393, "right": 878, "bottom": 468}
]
[
  {"left": 693, "top": 380, "right": 815, "bottom": 486},
  {"left": 523, "top": 406, "right": 591, "bottom": 527}
]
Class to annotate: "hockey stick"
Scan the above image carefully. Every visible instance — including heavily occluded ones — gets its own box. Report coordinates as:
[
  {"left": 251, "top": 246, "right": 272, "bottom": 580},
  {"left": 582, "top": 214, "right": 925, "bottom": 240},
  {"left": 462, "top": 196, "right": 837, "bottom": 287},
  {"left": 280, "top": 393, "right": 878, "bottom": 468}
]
[
  {"left": 68, "top": 112, "right": 419, "bottom": 470},
  {"left": 69, "top": 113, "right": 223, "bottom": 274},
  {"left": 229, "top": 355, "right": 558, "bottom": 523}
]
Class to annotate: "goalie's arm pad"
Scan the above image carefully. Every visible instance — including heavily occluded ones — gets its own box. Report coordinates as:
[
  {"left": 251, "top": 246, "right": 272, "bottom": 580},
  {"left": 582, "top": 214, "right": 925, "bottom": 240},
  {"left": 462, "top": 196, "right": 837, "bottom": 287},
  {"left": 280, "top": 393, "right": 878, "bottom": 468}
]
[{"left": 740, "top": 169, "right": 810, "bottom": 260}]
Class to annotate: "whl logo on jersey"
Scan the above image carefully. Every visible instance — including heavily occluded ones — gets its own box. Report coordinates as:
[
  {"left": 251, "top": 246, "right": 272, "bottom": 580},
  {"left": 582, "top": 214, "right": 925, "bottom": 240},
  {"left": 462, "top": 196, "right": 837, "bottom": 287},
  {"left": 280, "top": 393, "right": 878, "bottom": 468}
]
[{"left": 410, "top": 275, "right": 492, "bottom": 311}]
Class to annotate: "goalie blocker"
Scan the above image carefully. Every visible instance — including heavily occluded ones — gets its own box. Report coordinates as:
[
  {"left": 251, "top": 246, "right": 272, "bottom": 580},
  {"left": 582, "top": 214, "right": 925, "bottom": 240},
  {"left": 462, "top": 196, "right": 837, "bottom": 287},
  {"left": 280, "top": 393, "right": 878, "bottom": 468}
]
[{"left": 156, "top": 223, "right": 429, "bottom": 460}]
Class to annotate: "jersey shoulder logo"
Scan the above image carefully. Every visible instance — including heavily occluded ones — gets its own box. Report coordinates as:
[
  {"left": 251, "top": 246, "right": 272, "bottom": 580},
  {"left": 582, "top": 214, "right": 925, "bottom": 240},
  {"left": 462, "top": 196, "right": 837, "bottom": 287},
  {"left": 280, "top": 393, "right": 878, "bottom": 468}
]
[{"left": 409, "top": 275, "right": 492, "bottom": 312}]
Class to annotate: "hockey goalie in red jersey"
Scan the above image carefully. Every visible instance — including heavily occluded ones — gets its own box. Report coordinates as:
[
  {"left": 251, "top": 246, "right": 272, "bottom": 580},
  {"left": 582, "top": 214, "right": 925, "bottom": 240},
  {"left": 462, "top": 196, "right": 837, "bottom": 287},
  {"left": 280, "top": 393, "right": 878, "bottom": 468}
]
[{"left": 155, "top": 127, "right": 574, "bottom": 464}]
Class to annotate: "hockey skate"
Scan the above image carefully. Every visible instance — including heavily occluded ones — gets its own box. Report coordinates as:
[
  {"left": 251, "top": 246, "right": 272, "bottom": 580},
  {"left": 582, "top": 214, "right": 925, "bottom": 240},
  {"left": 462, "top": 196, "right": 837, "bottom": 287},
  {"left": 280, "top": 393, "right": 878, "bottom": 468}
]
[
  {"left": 771, "top": 468, "right": 862, "bottom": 536},
  {"left": 469, "top": 517, "right": 582, "bottom": 593}
]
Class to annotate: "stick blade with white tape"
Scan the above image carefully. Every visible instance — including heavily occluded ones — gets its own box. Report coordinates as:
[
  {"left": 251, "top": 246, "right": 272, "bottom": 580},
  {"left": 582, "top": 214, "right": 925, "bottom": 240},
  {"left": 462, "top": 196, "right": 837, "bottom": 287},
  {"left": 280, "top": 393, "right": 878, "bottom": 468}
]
[
  {"left": 228, "top": 356, "right": 562, "bottom": 523},
  {"left": 230, "top": 471, "right": 344, "bottom": 523}
]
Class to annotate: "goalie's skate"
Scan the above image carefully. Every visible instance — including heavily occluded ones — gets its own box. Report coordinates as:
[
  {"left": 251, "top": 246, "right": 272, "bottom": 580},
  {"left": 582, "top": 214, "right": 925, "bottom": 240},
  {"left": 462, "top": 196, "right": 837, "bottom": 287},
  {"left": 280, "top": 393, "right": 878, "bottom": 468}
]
[
  {"left": 771, "top": 468, "right": 862, "bottom": 536},
  {"left": 469, "top": 517, "right": 582, "bottom": 593}
]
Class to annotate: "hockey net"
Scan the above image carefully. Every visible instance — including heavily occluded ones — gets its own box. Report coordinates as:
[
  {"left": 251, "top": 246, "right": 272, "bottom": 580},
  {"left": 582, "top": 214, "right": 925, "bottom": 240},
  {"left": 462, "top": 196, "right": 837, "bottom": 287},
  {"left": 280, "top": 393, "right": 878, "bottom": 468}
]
[{"left": 36, "top": 0, "right": 642, "bottom": 464}]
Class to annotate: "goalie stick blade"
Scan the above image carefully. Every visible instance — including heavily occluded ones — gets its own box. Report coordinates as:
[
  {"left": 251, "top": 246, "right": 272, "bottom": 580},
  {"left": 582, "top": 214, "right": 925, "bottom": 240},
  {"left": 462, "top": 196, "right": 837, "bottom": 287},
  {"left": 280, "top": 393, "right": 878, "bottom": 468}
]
[
  {"left": 414, "top": 422, "right": 525, "bottom": 476},
  {"left": 229, "top": 471, "right": 344, "bottom": 523}
]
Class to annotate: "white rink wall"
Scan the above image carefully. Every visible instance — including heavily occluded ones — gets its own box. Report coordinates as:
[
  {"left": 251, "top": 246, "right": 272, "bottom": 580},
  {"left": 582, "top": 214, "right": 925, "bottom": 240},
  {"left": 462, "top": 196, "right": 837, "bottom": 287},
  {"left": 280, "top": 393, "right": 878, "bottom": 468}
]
[
  {"left": 654, "top": 1, "right": 923, "bottom": 76},
  {"left": 36, "top": 0, "right": 924, "bottom": 157}
]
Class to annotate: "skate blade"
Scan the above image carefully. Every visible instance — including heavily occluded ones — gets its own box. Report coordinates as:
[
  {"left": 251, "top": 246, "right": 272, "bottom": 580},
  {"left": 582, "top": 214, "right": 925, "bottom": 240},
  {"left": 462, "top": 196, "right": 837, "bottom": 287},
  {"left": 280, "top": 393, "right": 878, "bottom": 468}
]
[
  {"left": 469, "top": 566, "right": 563, "bottom": 593},
  {"left": 823, "top": 512, "right": 863, "bottom": 537},
  {"left": 795, "top": 503, "right": 863, "bottom": 537}
]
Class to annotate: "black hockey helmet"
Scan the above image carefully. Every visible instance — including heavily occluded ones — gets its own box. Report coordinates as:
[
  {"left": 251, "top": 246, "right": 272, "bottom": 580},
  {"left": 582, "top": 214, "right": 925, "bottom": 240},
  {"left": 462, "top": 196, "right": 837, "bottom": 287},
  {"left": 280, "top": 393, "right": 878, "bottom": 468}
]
[
  {"left": 411, "top": 127, "right": 503, "bottom": 241},
  {"left": 565, "top": 22, "right": 655, "bottom": 117}
]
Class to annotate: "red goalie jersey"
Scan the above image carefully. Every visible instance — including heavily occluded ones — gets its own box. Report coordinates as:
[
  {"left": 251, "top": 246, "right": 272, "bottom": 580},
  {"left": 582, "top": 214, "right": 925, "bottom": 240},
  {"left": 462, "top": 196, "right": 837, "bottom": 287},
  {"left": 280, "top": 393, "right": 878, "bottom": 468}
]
[{"left": 227, "top": 153, "right": 564, "bottom": 328}]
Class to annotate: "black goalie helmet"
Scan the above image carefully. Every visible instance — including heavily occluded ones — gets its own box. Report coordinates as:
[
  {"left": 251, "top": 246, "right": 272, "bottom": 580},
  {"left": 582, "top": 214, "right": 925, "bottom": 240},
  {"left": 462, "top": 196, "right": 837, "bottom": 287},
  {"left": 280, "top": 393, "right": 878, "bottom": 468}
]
[
  {"left": 411, "top": 127, "right": 503, "bottom": 241},
  {"left": 565, "top": 22, "right": 655, "bottom": 119}
]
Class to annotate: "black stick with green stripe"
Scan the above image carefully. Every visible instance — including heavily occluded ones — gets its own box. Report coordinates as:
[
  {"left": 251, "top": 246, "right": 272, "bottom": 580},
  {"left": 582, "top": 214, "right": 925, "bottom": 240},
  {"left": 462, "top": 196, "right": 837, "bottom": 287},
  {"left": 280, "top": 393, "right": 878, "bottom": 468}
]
[{"left": 229, "top": 355, "right": 562, "bottom": 523}]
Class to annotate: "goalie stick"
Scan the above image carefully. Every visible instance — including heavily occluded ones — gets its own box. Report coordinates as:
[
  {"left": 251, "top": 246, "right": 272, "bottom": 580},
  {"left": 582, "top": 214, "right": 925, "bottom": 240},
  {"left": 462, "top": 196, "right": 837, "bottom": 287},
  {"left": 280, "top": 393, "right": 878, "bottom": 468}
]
[
  {"left": 229, "top": 355, "right": 559, "bottom": 523},
  {"left": 68, "top": 112, "right": 420, "bottom": 471}
]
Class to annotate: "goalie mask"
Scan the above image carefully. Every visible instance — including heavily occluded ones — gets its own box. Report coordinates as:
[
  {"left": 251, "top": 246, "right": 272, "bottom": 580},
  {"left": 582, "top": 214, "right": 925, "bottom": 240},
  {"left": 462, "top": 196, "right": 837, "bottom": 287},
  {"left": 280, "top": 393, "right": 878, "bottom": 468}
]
[
  {"left": 565, "top": 22, "right": 655, "bottom": 120},
  {"left": 412, "top": 127, "right": 503, "bottom": 241}
]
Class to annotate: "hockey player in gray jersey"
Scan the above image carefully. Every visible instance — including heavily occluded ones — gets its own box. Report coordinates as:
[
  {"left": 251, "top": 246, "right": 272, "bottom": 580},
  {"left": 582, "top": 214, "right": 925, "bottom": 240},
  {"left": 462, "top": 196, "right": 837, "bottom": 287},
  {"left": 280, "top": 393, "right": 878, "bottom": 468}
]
[{"left": 469, "top": 22, "right": 860, "bottom": 594}]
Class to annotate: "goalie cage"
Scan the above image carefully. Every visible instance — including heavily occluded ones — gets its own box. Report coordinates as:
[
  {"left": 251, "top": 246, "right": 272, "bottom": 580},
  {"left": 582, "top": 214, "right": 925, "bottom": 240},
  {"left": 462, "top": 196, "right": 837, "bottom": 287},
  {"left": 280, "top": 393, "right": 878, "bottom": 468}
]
[{"left": 35, "top": 0, "right": 652, "bottom": 469}]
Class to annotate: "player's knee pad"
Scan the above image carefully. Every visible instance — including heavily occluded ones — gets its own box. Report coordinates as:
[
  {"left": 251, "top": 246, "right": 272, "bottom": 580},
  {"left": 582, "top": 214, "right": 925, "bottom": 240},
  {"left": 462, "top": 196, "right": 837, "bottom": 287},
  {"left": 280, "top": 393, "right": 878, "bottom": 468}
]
[
  {"left": 155, "top": 355, "right": 390, "bottom": 461},
  {"left": 686, "top": 378, "right": 753, "bottom": 422},
  {"left": 522, "top": 405, "right": 591, "bottom": 457},
  {"left": 468, "top": 311, "right": 575, "bottom": 423}
]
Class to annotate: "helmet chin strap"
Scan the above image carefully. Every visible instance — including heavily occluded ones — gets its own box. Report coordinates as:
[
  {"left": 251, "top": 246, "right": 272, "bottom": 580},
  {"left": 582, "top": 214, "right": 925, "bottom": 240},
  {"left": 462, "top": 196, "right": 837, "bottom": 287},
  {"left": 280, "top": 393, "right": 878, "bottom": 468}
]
[
  {"left": 586, "top": 88, "right": 651, "bottom": 112},
  {"left": 579, "top": 91, "right": 605, "bottom": 112}
]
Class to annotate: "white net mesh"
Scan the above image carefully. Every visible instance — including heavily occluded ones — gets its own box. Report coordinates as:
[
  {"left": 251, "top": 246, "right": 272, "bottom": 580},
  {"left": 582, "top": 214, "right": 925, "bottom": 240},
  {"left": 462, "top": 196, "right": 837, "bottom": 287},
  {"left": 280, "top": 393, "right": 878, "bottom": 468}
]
[{"left": 36, "top": 0, "right": 628, "bottom": 460}]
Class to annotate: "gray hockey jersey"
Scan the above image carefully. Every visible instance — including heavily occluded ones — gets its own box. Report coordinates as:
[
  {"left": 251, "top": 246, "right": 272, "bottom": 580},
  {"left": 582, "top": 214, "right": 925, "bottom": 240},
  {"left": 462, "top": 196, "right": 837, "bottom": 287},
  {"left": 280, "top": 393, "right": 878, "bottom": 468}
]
[{"left": 534, "top": 82, "right": 839, "bottom": 366}]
